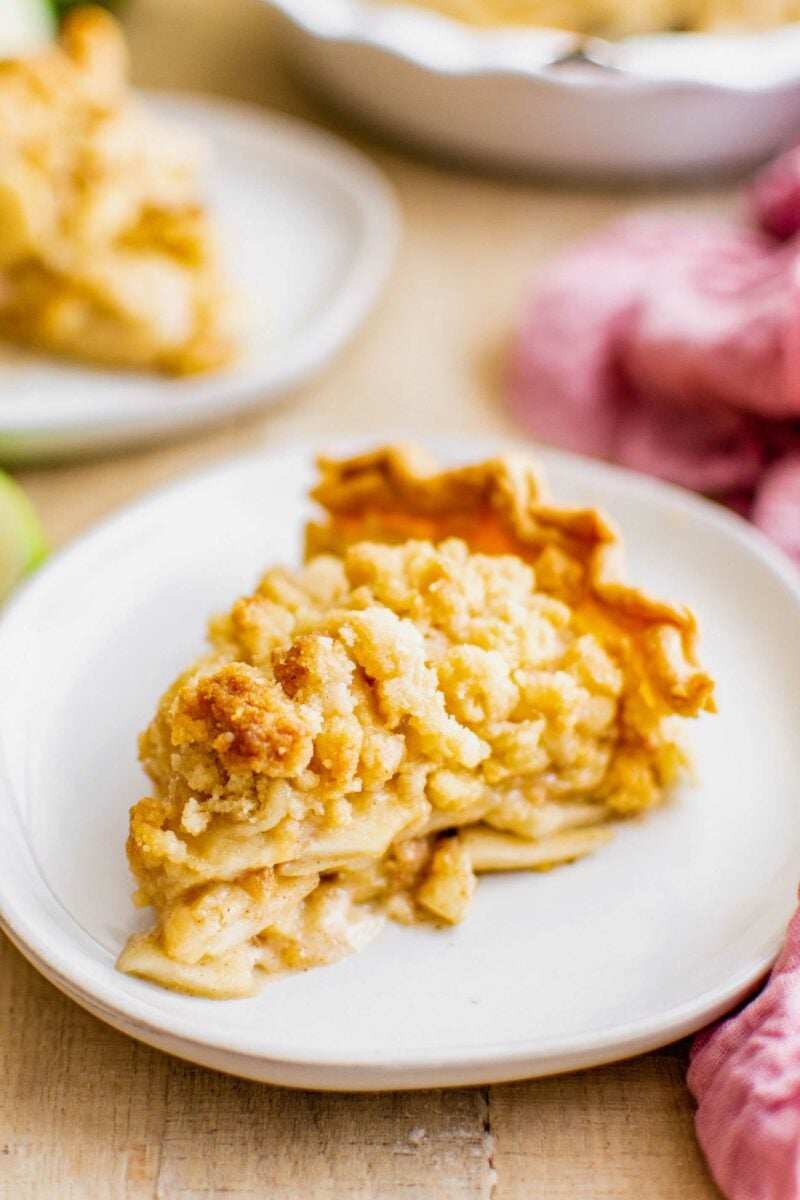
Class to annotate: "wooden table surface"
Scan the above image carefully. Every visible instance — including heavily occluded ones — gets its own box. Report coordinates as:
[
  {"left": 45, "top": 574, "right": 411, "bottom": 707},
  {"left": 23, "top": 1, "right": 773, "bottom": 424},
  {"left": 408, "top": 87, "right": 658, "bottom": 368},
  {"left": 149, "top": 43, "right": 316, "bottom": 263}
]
[{"left": 1, "top": 2, "right": 730, "bottom": 1196}]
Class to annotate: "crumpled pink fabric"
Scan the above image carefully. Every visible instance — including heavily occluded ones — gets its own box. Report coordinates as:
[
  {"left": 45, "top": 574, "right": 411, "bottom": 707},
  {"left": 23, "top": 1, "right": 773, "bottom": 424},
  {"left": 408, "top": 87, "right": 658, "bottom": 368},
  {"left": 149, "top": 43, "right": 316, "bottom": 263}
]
[
  {"left": 753, "top": 146, "right": 800, "bottom": 241},
  {"left": 510, "top": 147, "right": 800, "bottom": 564},
  {"left": 688, "top": 899, "right": 800, "bottom": 1200},
  {"left": 752, "top": 455, "right": 800, "bottom": 562}
]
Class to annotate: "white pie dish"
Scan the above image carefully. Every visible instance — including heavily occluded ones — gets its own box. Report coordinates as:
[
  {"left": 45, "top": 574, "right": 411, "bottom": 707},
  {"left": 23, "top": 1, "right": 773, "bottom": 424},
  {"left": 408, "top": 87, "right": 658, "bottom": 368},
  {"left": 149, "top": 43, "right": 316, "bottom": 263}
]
[
  {"left": 264, "top": 0, "right": 800, "bottom": 178},
  {"left": 1, "top": 436, "right": 799, "bottom": 1091},
  {"left": 0, "top": 94, "right": 399, "bottom": 465}
]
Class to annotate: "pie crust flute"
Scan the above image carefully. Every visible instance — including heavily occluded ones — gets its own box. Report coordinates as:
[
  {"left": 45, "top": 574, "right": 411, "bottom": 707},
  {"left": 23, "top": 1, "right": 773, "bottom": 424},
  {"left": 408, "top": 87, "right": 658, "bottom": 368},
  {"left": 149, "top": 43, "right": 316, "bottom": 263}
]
[{"left": 118, "top": 445, "right": 715, "bottom": 998}]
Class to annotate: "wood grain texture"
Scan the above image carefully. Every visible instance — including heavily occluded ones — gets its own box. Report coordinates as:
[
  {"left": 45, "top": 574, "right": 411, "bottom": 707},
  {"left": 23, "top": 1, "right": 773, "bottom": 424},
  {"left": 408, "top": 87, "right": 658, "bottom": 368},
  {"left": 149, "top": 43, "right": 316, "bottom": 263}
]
[
  {"left": 1, "top": 935, "right": 721, "bottom": 1199},
  {"left": 489, "top": 1059, "right": 721, "bottom": 1199},
  {"left": 1, "top": 1, "right": 729, "bottom": 1195}
]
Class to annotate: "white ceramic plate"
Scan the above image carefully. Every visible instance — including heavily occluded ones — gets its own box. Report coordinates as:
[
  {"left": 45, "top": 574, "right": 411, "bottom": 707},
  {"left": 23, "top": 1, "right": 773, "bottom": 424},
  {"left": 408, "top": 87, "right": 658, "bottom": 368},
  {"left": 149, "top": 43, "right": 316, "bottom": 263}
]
[
  {"left": 1, "top": 438, "right": 799, "bottom": 1091},
  {"left": 265, "top": 0, "right": 800, "bottom": 177},
  {"left": 0, "top": 96, "right": 399, "bottom": 464}
]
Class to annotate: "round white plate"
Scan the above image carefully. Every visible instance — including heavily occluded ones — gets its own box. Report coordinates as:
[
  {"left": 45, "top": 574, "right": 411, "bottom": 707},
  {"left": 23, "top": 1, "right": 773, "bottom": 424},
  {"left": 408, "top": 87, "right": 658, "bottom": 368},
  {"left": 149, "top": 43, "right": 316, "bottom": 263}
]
[
  {"left": 265, "top": 0, "right": 800, "bottom": 178},
  {"left": 1, "top": 438, "right": 799, "bottom": 1091},
  {"left": 0, "top": 96, "right": 399, "bottom": 464}
]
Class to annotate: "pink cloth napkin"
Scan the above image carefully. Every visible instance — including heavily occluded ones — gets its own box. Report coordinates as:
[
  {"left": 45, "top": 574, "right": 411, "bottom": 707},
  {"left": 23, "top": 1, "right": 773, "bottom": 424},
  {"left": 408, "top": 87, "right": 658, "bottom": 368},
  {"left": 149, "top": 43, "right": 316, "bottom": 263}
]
[
  {"left": 688, "top": 900, "right": 800, "bottom": 1199},
  {"left": 510, "top": 148, "right": 800, "bottom": 565}
]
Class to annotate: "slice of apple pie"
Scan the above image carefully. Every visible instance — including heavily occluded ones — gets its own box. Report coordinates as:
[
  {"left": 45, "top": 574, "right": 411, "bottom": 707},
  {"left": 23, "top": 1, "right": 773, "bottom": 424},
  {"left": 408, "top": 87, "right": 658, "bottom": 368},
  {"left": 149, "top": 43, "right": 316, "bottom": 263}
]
[
  {"left": 0, "top": 7, "right": 237, "bottom": 374},
  {"left": 118, "top": 445, "right": 715, "bottom": 997}
]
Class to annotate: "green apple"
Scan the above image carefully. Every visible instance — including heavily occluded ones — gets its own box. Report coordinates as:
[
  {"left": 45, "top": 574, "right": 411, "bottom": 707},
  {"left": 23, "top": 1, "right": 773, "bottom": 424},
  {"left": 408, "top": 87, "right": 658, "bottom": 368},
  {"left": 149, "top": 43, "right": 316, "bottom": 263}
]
[{"left": 0, "top": 471, "right": 48, "bottom": 603}]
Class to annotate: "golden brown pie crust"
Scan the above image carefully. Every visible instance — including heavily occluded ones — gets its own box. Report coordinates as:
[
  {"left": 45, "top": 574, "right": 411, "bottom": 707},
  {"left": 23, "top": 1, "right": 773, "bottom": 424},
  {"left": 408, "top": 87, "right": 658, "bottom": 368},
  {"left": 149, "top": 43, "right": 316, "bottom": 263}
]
[{"left": 308, "top": 444, "right": 715, "bottom": 719}]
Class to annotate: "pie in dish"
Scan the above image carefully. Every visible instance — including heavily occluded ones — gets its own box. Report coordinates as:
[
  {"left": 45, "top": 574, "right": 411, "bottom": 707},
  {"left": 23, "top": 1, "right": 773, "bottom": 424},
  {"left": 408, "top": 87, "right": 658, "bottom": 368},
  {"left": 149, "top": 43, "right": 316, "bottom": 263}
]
[
  {"left": 118, "top": 445, "right": 715, "bottom": 998},
  {"left": 0, "top": 6, "right": 237, "bottom": 374},
  {"left": 391, "top": 0, "right": 800, "bottom": 36}
]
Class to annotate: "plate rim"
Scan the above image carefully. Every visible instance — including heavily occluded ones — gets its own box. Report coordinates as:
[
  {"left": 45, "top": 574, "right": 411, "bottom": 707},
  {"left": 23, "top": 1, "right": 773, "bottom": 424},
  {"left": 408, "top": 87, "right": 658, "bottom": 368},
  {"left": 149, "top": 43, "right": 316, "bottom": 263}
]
[
  {"left": 264, "top": 0, "right": 800, "bottom": 94},
  {"left": 1, "top": 436, "right": 798, "bottom": 1086},
  {"left": 0, "top": 93, "right": 400, "bottom": 450}
]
